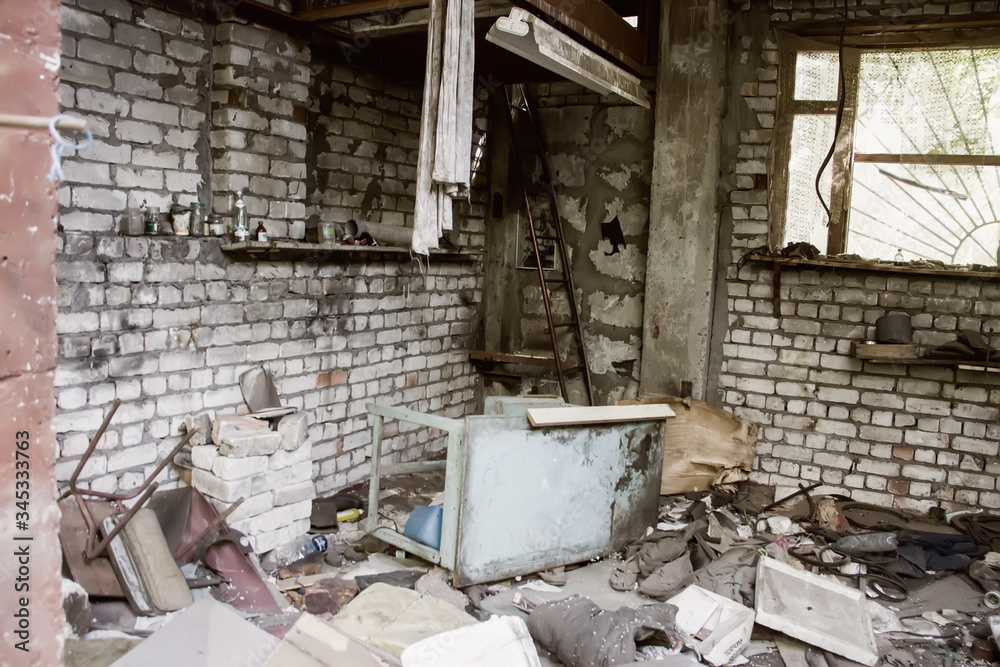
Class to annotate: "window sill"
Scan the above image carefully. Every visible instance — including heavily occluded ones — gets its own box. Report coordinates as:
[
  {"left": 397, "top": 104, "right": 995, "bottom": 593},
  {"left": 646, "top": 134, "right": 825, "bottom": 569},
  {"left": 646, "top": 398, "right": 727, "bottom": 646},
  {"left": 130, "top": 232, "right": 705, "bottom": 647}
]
[{"left": 744, "top": 253, "right": 1000, "bottom": 282}]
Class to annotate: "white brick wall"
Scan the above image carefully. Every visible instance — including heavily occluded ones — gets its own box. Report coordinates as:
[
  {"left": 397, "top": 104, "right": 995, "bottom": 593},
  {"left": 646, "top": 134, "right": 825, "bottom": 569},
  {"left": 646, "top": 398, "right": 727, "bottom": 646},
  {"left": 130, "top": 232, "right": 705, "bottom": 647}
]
[
  {"left": 720, "top": 0, "right": 1000, "bottom": 511},
  {"left": 55, "top": 0, "right": 486, "bottom": 497}
]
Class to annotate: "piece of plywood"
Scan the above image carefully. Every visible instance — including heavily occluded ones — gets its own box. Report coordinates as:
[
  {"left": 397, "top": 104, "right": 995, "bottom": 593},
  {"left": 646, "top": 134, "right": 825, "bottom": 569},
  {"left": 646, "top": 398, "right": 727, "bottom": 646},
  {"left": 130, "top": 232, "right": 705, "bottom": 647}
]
[
  {"left": 525, "top": 404, "right": 674, "bottom": 427},
  {"left": 754, "top": 557, "right": 879, "bottom": 666},
  {"left": 851, "top": 343, "right": 919, "bottom": 360}
]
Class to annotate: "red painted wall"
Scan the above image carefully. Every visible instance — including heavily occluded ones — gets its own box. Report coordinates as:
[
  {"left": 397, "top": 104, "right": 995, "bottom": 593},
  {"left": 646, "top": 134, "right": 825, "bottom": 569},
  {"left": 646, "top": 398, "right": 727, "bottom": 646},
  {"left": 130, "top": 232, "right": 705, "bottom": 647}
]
[{"left": 0, "top": 0, "right": 65, "bottom": 664}]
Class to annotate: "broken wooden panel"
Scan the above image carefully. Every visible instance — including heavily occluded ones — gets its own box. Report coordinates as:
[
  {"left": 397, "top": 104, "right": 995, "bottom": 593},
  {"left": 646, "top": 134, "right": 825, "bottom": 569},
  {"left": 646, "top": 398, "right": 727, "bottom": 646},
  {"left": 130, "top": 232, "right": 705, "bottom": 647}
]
[
  {"left": 486, "top": 9, "right": 650, "bottom": 107},
  {"left": 525, "top": 403, "right": 674, "bottom": 427},
  {"left": 110, "top": 599, "right": 280, "bottom": 666},
  {"left": 513, "top": 0, "right": 650, "bottom": 74}
]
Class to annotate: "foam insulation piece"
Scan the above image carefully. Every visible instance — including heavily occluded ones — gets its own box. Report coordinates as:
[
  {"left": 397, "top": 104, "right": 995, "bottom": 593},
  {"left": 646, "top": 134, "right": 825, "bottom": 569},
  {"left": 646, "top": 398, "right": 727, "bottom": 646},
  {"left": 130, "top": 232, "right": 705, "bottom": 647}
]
[
  {"left": 754, "top": 557, "right": 879, "bottom": 666},
  {"left": 111, "top": 599, "right": 279, "bottom": 666},
  {"left": 331, "top": 583, "right": 477, "bottom": 658},
  {"left": 401, "top": 616, "right": 542, "bottom": 667}
]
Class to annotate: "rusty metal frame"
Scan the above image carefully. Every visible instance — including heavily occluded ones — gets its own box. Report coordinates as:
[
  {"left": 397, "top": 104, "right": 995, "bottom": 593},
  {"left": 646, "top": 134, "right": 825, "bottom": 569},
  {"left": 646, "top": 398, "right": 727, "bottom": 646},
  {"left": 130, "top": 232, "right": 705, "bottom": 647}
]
[
  {"left": 60, "top": 399, "right": 197, "bottom": 560},
  {"left": 363, "top": 402, "right": 665, "bottom": 587}
]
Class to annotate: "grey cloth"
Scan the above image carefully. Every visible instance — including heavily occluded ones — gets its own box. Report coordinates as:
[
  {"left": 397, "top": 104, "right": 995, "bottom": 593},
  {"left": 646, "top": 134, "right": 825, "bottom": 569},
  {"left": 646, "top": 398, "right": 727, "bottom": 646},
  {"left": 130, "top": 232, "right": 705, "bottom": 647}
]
[
  {"left": 527, "top": 595, "right": 677, "bottom": 667},
  {"left": 687, "top": 546, "right": 759, "bottom": 605},
  {"left": 639, "top": 553, "right": 693, "bottom": 600},
  {"left": 969, "top": 560, "right": 1000, "bottom": 593}
]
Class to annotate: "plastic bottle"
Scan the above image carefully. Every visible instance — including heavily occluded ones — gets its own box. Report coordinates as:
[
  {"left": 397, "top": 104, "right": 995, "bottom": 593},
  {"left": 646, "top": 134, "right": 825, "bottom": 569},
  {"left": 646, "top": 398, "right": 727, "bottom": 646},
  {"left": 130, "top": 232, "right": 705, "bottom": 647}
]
[
  {"left": 233, "top": 190, "right": 249, "bottom": 242},
  {"left": 337, "top": 508, "right": 362, "bottom": 523},
  {"left": 833, "top": 532, "right": 898, "bottom": 552},
  {"left": 260, "top": 533, "right": 330, "bottom": 572}
]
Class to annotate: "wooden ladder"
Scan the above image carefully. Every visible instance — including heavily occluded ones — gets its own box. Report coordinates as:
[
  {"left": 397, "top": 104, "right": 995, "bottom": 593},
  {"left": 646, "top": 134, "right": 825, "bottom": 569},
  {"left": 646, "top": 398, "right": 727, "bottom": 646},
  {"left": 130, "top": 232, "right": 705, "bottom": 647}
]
[{"left": 501, "top": 84, "right": 595, "bottom": 406}]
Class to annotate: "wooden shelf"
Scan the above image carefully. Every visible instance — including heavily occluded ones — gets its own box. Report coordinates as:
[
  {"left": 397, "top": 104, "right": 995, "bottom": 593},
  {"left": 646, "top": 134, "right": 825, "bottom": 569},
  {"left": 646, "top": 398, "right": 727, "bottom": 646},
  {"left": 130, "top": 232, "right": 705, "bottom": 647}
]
[
  {"left": 220, "top": 240, "right": 482, "bottom": 261},
  {"left": 851, "top": 343, "right": 1000, "bottom": 372},
  {"left": 744, "top": 254, "right": 1000, "bottom": 282}
]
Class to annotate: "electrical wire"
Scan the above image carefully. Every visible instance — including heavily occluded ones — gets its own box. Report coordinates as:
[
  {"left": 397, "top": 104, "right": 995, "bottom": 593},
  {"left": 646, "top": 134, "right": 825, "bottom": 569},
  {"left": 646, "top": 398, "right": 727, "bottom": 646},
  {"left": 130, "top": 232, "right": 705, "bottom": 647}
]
[
  {"left": 876, "top": 168, "right": 969, "bottom": 200},
  {"left": 816, "top": 0, "right": 850, "bottom": 227}
]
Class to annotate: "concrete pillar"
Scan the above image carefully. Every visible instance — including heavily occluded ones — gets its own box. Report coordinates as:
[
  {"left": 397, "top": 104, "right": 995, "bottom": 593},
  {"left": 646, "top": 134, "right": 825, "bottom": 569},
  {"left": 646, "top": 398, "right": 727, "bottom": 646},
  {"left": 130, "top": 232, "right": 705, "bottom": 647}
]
[
  {"left": 639, "top": 0, "right": 728, "bottom": 401},
  {"left": 0, "top": 0, "right": 65, "bottom": 663}
]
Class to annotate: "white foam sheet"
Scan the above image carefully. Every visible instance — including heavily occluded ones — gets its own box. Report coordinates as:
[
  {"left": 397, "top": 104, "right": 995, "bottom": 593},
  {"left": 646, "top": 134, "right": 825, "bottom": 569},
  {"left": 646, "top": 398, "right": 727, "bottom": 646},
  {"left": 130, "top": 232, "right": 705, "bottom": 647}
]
[
  {"left": 754, "top": 557, "right": 879, "bottom": 666},
  {"left": 401, "top": 616, "right": 541, "bottom": 667}
]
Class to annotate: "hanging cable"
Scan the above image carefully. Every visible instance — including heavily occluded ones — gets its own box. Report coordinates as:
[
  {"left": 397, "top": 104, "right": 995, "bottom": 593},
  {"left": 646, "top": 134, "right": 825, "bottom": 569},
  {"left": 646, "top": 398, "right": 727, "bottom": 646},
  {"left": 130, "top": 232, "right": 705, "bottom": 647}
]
[
  {"left": 876, "top": 168, "right": 969, "bottom": 199},
  {"left": 816, "top": 0, "right": 850, "bottom": 226},
  {"left": 47, "top": 113, "right": 92, "bottom": 182}
]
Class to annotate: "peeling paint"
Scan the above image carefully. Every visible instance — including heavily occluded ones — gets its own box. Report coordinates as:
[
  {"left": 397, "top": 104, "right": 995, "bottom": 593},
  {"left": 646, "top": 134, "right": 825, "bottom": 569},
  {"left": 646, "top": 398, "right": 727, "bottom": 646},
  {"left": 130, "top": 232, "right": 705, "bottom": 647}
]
[
  {"left": 41, "top": 50, "right": 59, "bottom": 72},
  {"left": 603, "top": 197, "right": 648, "bottom": 236},
  {"left": 589, "top": 242, "right": 646, "bottom": 282},
  {"left": 557, "top": 194, "right": 588, "bottom": 233},
  {"left": 604, "top": 107, "right": 652, "bottom": 142},
  {"left": 598, "top": 161, "right": 652, "bottom": 191},
  {"left": 588, "top": 292, "right": 643, "bottom": 328},
  {"left": 549, "top": 153, "right": 587, "bottom": 188},
  {"left": 605, "top": 381, "right": 640, "bottom": 403},
  {"left": 583, "top": 331, "right": 641, "bottom": 377},
  {"left": 538, "top": 107, "right": 593, "bottom": 146},
  {"left": 521, "top": 285, "right": 570, "bottom": 318}
]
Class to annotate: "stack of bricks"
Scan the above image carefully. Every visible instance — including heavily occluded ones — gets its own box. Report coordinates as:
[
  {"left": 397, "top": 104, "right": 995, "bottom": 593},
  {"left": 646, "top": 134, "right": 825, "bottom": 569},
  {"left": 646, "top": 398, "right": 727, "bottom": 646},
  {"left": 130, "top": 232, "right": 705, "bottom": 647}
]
[{"left": 188, "top": 411, "right": 314, "bottom": 554}]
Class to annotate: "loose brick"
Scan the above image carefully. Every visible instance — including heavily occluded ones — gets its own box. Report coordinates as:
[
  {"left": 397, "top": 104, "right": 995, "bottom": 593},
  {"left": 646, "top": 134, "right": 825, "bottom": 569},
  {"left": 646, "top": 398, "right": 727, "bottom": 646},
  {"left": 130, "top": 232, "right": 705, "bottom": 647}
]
[{"left": 220, "top": 432, "right": 282, "bottom": 458}]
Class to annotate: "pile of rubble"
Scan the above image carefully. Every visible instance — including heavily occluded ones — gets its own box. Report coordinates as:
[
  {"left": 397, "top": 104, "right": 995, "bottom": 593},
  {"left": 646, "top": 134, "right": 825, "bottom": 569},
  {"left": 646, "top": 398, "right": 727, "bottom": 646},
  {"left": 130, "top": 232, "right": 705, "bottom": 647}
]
[{"left": 62, "top": 451, "right": 1000, "bottom": 667}]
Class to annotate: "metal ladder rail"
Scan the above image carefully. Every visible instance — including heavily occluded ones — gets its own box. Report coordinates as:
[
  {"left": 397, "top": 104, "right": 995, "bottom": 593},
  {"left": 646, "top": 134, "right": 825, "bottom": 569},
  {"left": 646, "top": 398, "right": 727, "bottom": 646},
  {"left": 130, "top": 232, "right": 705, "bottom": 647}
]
[
  {"left": 516, "top": 84, "right": 595, "bottom": 405},
  {"left": 502, "top": 85, "right": 595, "bottom": 405}
]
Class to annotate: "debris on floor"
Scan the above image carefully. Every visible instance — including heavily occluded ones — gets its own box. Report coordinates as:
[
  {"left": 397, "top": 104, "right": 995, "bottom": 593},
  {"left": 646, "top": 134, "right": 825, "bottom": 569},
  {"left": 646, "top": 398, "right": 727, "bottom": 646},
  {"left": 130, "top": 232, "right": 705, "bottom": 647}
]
[{"left": 59, "top": 401, "right": 1000, "bottom": 667}]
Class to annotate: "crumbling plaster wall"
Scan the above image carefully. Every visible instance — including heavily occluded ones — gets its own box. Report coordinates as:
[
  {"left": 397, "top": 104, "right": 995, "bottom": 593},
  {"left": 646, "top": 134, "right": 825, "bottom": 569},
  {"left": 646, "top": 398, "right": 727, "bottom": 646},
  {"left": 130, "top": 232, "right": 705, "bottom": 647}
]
[
  {"left": 716, "top": 0, "right": 1000, "bottom": 512},
  {"left": 516, "top": 83, "right": 653, "bottom": 404},
  {"left": 0, "top": 0, "right": 66, "bottom": 661},
  {"left": 55, "top": 0, "right": 485, "bottom": 497}
]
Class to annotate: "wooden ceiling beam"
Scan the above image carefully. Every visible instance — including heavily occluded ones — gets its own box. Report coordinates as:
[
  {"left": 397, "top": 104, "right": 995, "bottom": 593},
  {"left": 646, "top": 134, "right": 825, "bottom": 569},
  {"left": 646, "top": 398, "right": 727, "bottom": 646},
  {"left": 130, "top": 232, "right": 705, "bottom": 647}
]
[
  {"left": 511, "top": 0, "right": 650, "bottom": 74},
  {"left": 297, "top": 0, "right": 429, "bottom": 23}
]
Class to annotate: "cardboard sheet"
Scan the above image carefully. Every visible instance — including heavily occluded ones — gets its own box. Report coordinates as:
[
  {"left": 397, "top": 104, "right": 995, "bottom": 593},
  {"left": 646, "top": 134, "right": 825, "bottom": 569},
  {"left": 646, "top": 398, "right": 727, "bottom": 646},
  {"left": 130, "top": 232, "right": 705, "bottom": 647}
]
[
  {"left": 621, "top": 397, "right": 757, "bottom": 495},
  {"left": 668, "top": 585, "right": 755, "bottom": 666}
]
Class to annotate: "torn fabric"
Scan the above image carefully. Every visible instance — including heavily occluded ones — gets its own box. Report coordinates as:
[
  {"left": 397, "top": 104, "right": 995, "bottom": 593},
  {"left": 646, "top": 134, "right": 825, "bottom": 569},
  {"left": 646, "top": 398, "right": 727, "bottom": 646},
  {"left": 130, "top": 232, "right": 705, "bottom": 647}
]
[
  {"left": 412, "top": 0, "right": 475, "bottom": 255},
  {"left": 527, "top": 595, "right": 677, "bottom": 667}
]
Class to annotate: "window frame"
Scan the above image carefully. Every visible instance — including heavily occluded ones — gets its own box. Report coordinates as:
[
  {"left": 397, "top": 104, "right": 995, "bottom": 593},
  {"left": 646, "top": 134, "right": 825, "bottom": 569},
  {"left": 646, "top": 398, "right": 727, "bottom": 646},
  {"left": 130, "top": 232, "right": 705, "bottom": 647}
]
[{"left": 770, "top": 22, "right": 1000, "bottom": 260}]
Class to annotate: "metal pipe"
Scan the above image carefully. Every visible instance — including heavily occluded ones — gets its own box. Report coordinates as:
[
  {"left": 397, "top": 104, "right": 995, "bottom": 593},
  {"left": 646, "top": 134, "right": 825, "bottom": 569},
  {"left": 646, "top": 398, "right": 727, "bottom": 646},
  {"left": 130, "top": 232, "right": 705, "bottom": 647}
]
[
  {"left": 73, "top": 430, "right": 196, "bottom": 502},
  {"left": 85, "top": 482, "right": 159, "bottom": 560},
  {"left": 0, "top": 113, "right": 89, "bottom": 132},
  {"left": 345, "top": 219, "right": 414, "bottom": 246},
  {"left": 174, "top": 496, "right": 245, "bottom": 560},
  {"left": 762, "top": 482, "right": 822, "bottom": 512},
  {"left": 66, "top": 399, "right": 121, "bottom": 499}
]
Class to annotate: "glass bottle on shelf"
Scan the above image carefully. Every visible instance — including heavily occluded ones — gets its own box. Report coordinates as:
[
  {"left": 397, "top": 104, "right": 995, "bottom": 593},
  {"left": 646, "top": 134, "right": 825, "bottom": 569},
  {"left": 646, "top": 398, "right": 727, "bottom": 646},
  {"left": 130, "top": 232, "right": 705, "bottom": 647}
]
[
  {"left": 233, "top": 190, "right": 249, "bottom": 242},
  {"left": 255, "top": 220, "right": 268, "bottom": 243}
]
